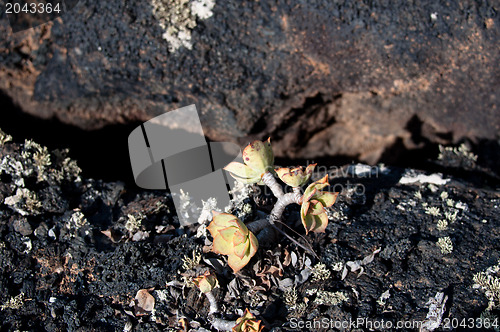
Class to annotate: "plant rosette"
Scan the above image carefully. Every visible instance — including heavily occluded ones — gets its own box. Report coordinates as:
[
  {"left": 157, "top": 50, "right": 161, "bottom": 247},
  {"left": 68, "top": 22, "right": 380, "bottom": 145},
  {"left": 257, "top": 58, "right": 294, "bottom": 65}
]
[
  {"left": 275, "top": 163, "right": 316, "bottom": 188},
  {"left": 232, "top": 309, "right": 264, "bottom": 332},
  {"left": 207, "top": 212, "right": 258, "bottom": 272},
  {"left": 300, "top": 175, "right": 338, "bottom": 234},
  {"left": 224, "top": 138, "right": 274, "bottom": 184}
]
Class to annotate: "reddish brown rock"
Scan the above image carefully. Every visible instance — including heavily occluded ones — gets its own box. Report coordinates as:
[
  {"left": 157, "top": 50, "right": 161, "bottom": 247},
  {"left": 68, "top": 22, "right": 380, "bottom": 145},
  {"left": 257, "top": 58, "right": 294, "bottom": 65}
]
[{"left": 0, "top": 1, "right": 498, "bottom": 163}]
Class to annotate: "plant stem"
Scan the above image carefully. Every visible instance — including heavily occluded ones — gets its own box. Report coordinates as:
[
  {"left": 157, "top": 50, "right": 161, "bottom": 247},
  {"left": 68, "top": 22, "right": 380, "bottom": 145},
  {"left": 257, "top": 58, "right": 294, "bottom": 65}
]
[
  {"left": 206, "top": 291, "right": 219, "bottom": 315},
  {"left": 268, "top": 192, "right": 301, "bottom": 225},
  {"left": 252, "top": 172, "right": 316, "bottom": 256},
  {"left": 210, "top": 318, "right": 236, "bottom": 331},
  {"left": 246, "top": 218, "right": 270, "bottom": 233},
  {"left": 261, "top": 171, "right": 284, "bottom": 198},
  {"left": 205, "top": 291, "right": 236, "bottom": 331}
]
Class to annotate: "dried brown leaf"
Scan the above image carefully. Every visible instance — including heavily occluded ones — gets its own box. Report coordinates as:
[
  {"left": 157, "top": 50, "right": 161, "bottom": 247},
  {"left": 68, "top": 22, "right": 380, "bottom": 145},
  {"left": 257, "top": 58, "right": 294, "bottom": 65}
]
[{"left": 134, "top": 288, "right": 155, "bottom": 316}]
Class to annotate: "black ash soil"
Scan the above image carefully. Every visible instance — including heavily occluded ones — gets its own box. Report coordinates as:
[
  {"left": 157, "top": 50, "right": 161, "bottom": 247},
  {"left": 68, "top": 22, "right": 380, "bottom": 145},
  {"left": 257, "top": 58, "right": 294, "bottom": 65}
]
[{"left": 0, "top": 130, "right": 499, "bottom": 331}]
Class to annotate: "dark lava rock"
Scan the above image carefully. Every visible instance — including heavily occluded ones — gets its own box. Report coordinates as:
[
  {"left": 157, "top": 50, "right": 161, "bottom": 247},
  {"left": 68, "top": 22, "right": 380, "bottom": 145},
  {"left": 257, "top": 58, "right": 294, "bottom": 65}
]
[
  {"left": 11, "top": 216, "right": 33, "bottom": 236},
  {"left": 0, "top": 131, "right": 499, "bottom": 331},
  {"left": 0, "top": 0, "right": 499, "bottom": 163}
]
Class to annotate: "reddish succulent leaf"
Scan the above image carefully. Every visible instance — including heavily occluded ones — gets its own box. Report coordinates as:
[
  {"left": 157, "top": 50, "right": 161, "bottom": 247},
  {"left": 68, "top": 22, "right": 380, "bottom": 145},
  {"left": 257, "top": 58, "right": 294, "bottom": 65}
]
[{"left": 232, "top": 309, "right": 264, "bottom": 332}]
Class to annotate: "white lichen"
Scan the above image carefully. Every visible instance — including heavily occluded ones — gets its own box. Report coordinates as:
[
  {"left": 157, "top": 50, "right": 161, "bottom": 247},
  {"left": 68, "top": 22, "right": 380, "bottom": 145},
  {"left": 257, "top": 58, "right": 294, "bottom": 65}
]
[
  {"left": 151, "top": 0, "right": 215, "bottom": 52},
  {"left": 154, "top": 289, "right": 170, "bottom": 303},
  {"left": 225, "top": 181, "right": 254, "bottom": 221},
  {"left": 0, "top": 129, "right": 12, "bottom": 146},
  {"left": 438, "top": 143, "right": 477, "bottom": 168},
  {"left": 125, "top": 213, "right": 145, "bottom": 233},
  {"left": 437, "top": 237, "right": 453, "bottom": 255},
  {"left": 176, "top": 189, "right": 200, "bottom": 221},
  {"left": 474, "top": 260, "right": 500, "bottom": 330},
  {"left": 287, "top": 302, "right": 307, "bottom": 318},
  {"left": 56, "top": 154, "right": 82, "bottom": 183},
  {"left": 436, "top": 219, "right": 448, "bottom": 231},
  {"left": 311, "top": 263, "right": 331, "bottom": 281},
  {"left": 33, "top": 146, "right": 51, "bottom": 182},
  {"left": 4, "top": 188, "right": 42, "bottom": 216},
  {"left": 197, "top": 197, "right": 218, "bottom": 224},
  {"left": 0, "top": 293, "right": 25, "bottom": 311},
  {"left": 190, "top": 0, "right": 215, "bottom": 19},
  {"left": 195, "top": 222, "right": 208, "bottom": 238},
  {"left": 313, "top": 290, "right": 348, "bottom": 306},
  {"left": 68, "top": 210, "right": 87, "bottom": 228},
  {"left": 181, "top": 250, "right": 202, "bottom": 271},
  {"left": 425, "top": 207, "right": 441, "bottom": 216},
  {"left": 283, "top": 286, "right": 298, "bottom": 309},
  {"left": 331, "top": 262, "right": 344, "bottom": 272},
  {"left": 326, "top": 206, "right": 348, "bottom": 221},
  {"left": 377, "top": 289, "right": 391, "bottom": 306},
  {"left": 473, "top": 261, "right": 500, "bottom": 311},
  {"left": 444, "top": 210, "right": 458, "bottom": 223}
]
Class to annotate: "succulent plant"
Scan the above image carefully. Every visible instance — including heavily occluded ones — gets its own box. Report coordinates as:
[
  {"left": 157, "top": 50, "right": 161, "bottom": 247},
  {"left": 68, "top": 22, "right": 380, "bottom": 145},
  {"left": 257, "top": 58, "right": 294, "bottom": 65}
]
[
  {"left": 207, "top": 212, "right": 258, "bottom": 272},
  {"left": 193, "top": 271, "right": 218, "bottom": 294},
  {"left": 300, "top": 175, "right": 338, "bottom": 234},
  {"left": 232, "top": 309, "right": 264, "bottom": 332},
  {"left": 224, "top": 138, "right": 274, "bottom": 184},
  {"left": 275, "top": 163, "right": 316, "bottom": 188},
  {"left": 192, "top": 138, "right": 339, "bottom": 330}
]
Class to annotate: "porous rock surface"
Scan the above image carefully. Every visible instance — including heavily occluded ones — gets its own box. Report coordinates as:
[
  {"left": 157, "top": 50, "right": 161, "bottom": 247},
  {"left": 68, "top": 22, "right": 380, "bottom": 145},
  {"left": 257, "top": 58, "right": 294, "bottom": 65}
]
[{"left": 0, "top": 0, "right": 499, "bottom": 162}]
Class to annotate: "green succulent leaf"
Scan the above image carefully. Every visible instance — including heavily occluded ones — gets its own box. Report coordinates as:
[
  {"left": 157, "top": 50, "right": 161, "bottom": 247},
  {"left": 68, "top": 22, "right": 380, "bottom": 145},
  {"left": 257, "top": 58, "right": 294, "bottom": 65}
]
[
  {"left": 316, "top": 191, "right": 338, "bottom": 208},
  {"left": 233, "top": 240, "right": 250, "bottom": 259},
  {"left": 275, "top": 163, "right": 316, "bottom": 187},
  {"left": 224, "top": 138, "right": 274, "bottom": 185},
  {"left": 309, "top": 200, "right": 325, "bottom": 215},
  {"left": 193, "top": 271, "right": 218, "bottom": 294},
  {"left": 242, "top": 138, "right": 274, "bottom": 174},
  {"left": 212, "top": 233, "right": 234, "bottom": 255},
  {"left": 232, "top": 230, "right": 246, "bottom": 246},
  {"left": 219, "top": 226, "right": 238, "bottom": 243},
  {"left": 224, "top": 162, "right": 262, "bottom": 184}
]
